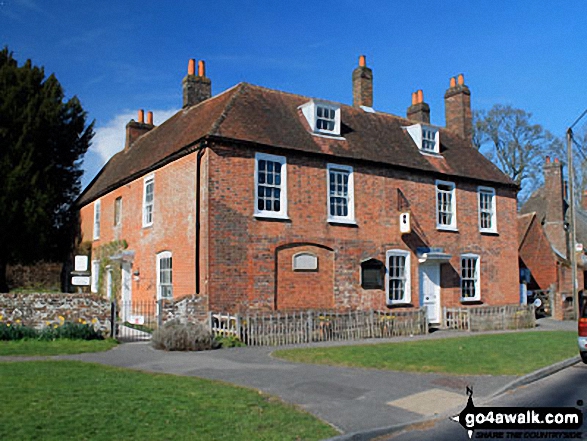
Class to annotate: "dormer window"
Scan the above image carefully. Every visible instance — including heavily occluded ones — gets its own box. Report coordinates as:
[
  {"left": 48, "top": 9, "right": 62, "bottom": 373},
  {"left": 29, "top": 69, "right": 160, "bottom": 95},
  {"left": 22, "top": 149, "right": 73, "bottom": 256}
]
[
  {"left": 317, "top": 105, "right": 336, "bottom": 131},
  {"left": 406, "top": 124, "right": 439, "bottom": 154},
  {"left": 300, "top": 100, "right": 341, "bottom": 137}
]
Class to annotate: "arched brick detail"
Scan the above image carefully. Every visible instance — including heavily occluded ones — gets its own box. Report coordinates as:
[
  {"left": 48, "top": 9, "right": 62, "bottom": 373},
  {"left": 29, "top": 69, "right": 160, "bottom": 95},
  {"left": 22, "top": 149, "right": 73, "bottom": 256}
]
[{"left": 276, "top": 244, "right": 334, "bottom": 310}]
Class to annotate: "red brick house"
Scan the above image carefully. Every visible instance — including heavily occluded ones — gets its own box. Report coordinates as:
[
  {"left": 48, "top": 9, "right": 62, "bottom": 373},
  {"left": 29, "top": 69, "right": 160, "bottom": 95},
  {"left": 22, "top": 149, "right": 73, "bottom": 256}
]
[
  {"left": 78, "top": 56, "right": 520, "bottom": 324},
  {"left": 519, "top": 156, "right": 587, "bottom": 318}
]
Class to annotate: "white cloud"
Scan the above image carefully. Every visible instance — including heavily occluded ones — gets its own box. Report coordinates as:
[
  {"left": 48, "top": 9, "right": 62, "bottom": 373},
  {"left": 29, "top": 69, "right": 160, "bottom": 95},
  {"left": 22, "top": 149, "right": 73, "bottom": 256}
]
[
  {"left": 89, "top": 108, "right": 178, "bottom": 164},
  {"left": 82, "top": 108, "right": 177, "bottom": 189}
]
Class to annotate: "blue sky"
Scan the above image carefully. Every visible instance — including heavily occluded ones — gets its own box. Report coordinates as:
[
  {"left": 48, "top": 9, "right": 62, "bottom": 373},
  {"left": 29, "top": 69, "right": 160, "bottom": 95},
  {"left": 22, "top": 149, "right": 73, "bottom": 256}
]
[{"left": 2, "top": 1, "right": 587, "bottom": 189}]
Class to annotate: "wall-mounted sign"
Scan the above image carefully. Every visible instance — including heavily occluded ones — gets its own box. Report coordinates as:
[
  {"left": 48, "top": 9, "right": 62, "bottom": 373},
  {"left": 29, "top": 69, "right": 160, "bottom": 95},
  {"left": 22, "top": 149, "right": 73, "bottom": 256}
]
[
  {"left": 74, "top": 255, "right": 88, "bottom": 272},
  {"left": 399, "top": 212, "right": 411, "bottom": 234},
  {"left": 128, "top": 315, "right": 145, "bottom": 325},
  {"left": 71, "top": 276, "right": 90, "bottom": 286},
  {"left": 292, "top": 253, "right": 318, "bottom": 271}
]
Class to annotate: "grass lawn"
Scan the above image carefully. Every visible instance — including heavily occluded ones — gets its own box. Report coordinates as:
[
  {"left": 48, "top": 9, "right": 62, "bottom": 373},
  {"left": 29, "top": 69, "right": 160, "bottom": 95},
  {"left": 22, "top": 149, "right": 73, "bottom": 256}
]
[
  {"left": 273, "top": 331, "right": 578, "bottom": 376},
  {"left": 0, "top": 339, "right": 118, "bottom": 356},
  {"left": 0, "top": 361, "right": 339, "bottom": 441}
]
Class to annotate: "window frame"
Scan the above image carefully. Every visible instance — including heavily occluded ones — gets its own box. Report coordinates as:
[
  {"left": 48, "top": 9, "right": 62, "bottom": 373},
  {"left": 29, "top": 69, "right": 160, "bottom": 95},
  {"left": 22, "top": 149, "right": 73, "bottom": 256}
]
[
  {"left": 114, "top": 196, "right": 122, "bottom": 227},
  {"left": 93, "top": 199, "right": 101, "bottom": 240},
  {"left": 406, "top": 124, "right": 440, "bottom": 154},
  {"left": 91, "top": 259, "right": 100, "bottom": 293},
  {"left": 326, "top": 163, "right": 355, "bottom": 224},
  {"left": 254, "top": 152, "right": 288, "bottom": 220},
  {"left": 478, "top": 186, "right": 497, "bottom": 233},
  {"left": 142, "top": 175, "right": 154, "bottom": 228},
  {"left": 460, "top": 253, "right": 480, "bottom": 302},
  {"left": 299, "top": 100, "right": 342, "bottom": 137},
  {"left": 385, "top": 249, "right": 411, "bottom": 305},
  {"left": 435, "top": 180, "right": 457, "bottom": 231},
  {"left": 156, "top": 251, "right": 173, "bottom": 300}
]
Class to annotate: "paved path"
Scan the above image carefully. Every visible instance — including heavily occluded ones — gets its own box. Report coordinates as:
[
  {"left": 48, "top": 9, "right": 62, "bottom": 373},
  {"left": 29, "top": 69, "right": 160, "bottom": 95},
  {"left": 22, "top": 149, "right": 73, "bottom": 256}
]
[{"left": 0, "top": 317, "right": 578, "bottom": 435}]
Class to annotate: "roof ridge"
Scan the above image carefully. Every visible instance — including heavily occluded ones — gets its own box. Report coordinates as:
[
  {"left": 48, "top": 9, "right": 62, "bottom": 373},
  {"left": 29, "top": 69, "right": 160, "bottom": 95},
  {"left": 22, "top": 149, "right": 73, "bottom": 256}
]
[
  {"left": 518, "top": 211, "right": 536, "bottom": 250},
  {"left": 209, "top": 83, "right": 248, "bottom": 136}
]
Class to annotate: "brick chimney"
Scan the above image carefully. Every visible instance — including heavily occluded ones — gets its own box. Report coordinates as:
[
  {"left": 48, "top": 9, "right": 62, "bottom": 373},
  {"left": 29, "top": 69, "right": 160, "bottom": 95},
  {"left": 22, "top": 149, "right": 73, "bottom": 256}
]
[
  {"left": 444, "top": 74, "right": 472, "bottom": 145},
  {"left": 407, "top": 89, "right": 430, "bottom": 123},
  {"left": 542, "top": 156, "right": 569, "bottom": 256},
  {"left": 125, "top": 109, "right": 154, "bottom": 150},
  {"left": 352, "top": 55, "right": 373, "bottom": 108},
  {"left": 582, "top": 189, "right": 587, "bottom": 211},
  {"left": 183, "top": 59, "right": 211, "bottom": 108}
]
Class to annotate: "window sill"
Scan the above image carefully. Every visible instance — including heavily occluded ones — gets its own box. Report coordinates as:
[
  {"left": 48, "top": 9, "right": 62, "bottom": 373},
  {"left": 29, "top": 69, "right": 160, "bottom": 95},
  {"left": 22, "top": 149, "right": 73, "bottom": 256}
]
[
  {"left": 419, "top": 150, "right": 441, "bottom": 157},
  {"left": 480, "top": 229, "right": 499, "bottom": 236},
  {"left": 328, "top": 218, "right": 357, "bottom": 226},
  {"left": 142, "top": 224, "right": 153, "bottom": 229},
  {"left": 460, "top": 298, "right": 481, "bottom": 304},
  {"left": 254, "top": 213, "right": 290, "bottom": 221},
  {"left": 387, "top": 301, "right": 413, "bottom": 307},
  {"left": 436, "top": 225, "right": 458, "bottom": 232},
  {"left": 310, "top": 131, "right": 346, "bottom": 141}
]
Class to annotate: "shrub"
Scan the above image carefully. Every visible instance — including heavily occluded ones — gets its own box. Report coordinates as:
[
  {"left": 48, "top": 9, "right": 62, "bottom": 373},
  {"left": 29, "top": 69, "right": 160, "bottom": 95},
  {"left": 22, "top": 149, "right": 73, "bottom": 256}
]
[
  {"left": 215, "top": 335, "right": 246, "bottom": 348},
  {"left": 151, "top": 319, "right": 219, "bottom": 351}
]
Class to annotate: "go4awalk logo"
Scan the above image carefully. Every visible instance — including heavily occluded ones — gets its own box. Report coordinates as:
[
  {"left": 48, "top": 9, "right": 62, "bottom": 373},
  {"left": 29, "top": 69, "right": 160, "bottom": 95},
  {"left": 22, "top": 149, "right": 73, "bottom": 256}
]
[{"left": 450, "top": 387, "right": 583, "bottom": 439}]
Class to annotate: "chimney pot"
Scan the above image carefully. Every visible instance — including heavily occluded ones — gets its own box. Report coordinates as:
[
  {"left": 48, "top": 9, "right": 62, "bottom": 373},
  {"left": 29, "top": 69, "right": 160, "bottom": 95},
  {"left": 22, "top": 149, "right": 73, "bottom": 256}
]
[
  {"left": 352, "top": 54, "right": 373, "bottom": 108},
  {"left": 554, "top": 158, "right": 559, "bottom": 163},
  {"left": 445, "top": 73, "right": 472, "bottom": 145},
  {"left": 183, "top": 58, "right": 212, "bottom": 108},
  {"left": 188, "top": 59, "right": 196, "bottom": 76},
  {"left": 546, "top": 156, "right": 551, "bottom": 163},
  {"left": 138, "top": 109, "right": 144, "bottom": 124},
  {"left": 407, "top": 90, "right": 430, "bottom": 123},
  {"left": 147, "top": 111, "right": 153, "bottom": 125}
]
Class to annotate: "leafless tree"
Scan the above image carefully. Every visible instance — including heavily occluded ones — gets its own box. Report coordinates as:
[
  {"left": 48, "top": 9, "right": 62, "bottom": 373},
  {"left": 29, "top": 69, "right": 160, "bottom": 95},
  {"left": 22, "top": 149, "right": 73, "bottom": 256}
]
[{"left": 473, "top": 104, "right": 558, "bottom": 203}]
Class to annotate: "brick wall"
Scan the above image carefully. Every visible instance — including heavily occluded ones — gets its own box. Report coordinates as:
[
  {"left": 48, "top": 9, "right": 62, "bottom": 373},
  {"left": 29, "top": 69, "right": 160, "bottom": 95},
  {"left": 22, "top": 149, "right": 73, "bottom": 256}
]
[
  {"left": 79, "top": 154, "right": 199, "bottom": 304},
  {"left": 205, "top": 142, "right": 519, "bottom": 313},
  {"left": 80, "top": 140, "right": 519, "bottom": 316}
]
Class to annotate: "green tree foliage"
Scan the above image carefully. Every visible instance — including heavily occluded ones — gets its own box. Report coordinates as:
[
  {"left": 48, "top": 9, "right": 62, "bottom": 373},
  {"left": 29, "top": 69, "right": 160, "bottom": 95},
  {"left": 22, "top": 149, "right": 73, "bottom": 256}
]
[
  {"left": 473, "top": 104, "right": 559, "bottom": 203},
  {"left": 0, "top": 47, "right": 94, "bottom": 291}
]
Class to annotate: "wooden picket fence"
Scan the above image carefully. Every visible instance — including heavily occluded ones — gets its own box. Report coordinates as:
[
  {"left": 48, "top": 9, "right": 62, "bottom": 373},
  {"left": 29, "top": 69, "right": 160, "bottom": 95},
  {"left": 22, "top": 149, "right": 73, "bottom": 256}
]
[
  {"left": 443, "top": 304, "right": 535, "bottom": 332},
  {"left": 209, "top": 309, "right": 428, "bottom": 346}
]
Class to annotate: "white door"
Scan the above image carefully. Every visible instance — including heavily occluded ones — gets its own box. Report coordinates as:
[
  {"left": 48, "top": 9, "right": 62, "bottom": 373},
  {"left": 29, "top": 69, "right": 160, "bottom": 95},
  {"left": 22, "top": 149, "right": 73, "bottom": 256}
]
[
  {"left": 419, "top": 264, "right": 441, "bottom": 324},
  {"left": 121, "top": 262, "right": 132, "bottom": 322}
]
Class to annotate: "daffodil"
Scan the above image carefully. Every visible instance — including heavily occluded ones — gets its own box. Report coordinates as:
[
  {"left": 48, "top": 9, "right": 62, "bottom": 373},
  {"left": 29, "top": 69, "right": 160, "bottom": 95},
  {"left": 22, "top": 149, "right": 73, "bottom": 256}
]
[
  {"left": 58, "top": 316, "right": 65, "bottom": 322},
  {"left": 91, "top": 318, "right": 98, "bottom": 324}
]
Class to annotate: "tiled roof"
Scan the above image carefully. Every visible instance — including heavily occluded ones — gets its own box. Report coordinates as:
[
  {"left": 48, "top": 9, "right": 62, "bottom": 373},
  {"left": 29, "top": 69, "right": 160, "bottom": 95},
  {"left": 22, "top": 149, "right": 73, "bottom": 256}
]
[
  {"left": 78, "top": 83, "right": 517, "bottom": 206},
  {"left": 520, "top": 186, "right": 587, "bottom": 254},
  {"left": 518, "top": 212, "right": 535, "bottom": 250}
]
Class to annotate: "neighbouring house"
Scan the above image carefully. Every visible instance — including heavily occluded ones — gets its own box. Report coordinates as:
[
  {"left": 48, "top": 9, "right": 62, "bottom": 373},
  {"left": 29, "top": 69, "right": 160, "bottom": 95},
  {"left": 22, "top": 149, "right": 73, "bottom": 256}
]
[
  {"left": 77, "top": 55, "right": 520, "bottom": 325},
  {"left": 519, "top": 156, "right": 587, "bottom": 319}
]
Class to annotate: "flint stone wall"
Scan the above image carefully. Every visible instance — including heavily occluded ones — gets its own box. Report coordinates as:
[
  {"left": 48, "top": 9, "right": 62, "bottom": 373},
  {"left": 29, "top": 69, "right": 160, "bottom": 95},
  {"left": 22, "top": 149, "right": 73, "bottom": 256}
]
[{"left": 0, "top": 293, "right": 111, "bottom": 335}]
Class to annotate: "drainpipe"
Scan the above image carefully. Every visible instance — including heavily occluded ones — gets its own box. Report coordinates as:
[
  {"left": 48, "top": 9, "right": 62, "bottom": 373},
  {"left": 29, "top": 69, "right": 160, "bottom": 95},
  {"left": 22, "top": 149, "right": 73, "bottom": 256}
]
[{"left": 196, "top": 143, "right": 207, "bottom": 294}]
